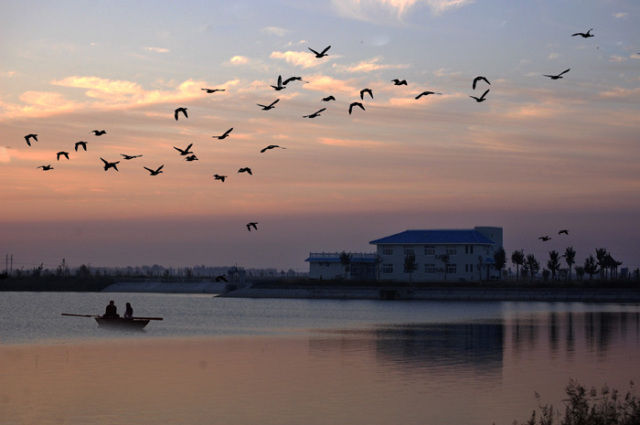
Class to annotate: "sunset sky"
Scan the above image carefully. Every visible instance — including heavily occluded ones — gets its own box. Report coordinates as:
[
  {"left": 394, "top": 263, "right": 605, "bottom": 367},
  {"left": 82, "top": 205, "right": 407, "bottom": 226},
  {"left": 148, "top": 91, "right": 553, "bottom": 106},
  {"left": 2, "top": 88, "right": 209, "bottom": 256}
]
[{"left": 1, "top": 0, "right": 639, "bottom": 271}]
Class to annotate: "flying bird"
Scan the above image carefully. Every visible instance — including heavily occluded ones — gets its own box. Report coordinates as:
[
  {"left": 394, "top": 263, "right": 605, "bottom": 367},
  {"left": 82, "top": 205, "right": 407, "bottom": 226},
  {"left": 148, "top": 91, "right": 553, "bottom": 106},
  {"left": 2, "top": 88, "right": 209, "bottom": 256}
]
[
  {"left": 322, "top": 95, "right": 336, "bottom": 102},
  {"left": 215, "top": 275, "right": 228, "bottom": 282},
  {"left": 260, "top": 145, "right": 285, "bottom": 153},
  {"left": 121, "top": 154, "right": 142, "bottom": 160},
  {"left": 283, "top": 76, "right": 303, "bottom": 85},
  {"left": 144, "top": 165, "right": 164, "bottom": 176},
  {"left": 213, "top": 174, "right": 227, "bottom": 182},
  {"left": 174, "top": 107, "right": 188, "bottom": 120},
  {"left": 469, "top": 89, "right": 490, "bottom": 103},
  {"left": 348, "top": 102, "right": 365, "bottom": 114},
  {"left": 56, "top": 151, "right": 69, "bottom": 160},
  {"left": 37, "top": 165, "right": 54, "bottom": 171},
  {"left": 571, "top": 29, "right": 594, "bottom": 38},
  {"left": 201, "top": 88, "right": 225, "bottom": 93},
  {"left": 360, "top": 88, "right": 373, "bottom": 100},
  {"left": 214, "top": 128, "right": 233, "bottom": 140},
  {"left": 308, "top": 45, "right": 331, "bottom": 58},
  {"left": 246, "top": 222, "right": 258, "bottom": 231},
  {"left": 185, "top": 154, "right": 198, "bottom": 161},
  {"left": 558, "top": 229, "right": 569, "bottom": 235},
  {"left": 174, "top": 143, "right": 194, "bottom": 156},
  {"left": 257, "top": 99, "right": 279, "bottom": 110},
  {"left": 539, "top": 236, "right": 551, "bottom": 242},
  {"left": 415, "top": 91, "right": 442, "bottom": 99},
  {"left": 238, "top": 167, "right": 253, "bottom": 175},
  {"left": 392, "top": 79, "right": 407, "bottom": 86},
  {"left": 75, "top": 141, "right": 87, "bottom": 151},
  {"left": 271, "top": 75, "right": 285, "bottom": 91},
  {"left": 544, "top": 69, "right": 570, "bottom": 80},
  {"left": 24, "top": 134, "right": 38, "bottom": 146},
  {"left": 303, "top": 108, "right": 326, "bottom": 118},
  {"left": 92, "top": 130, "right": 106, "bottom": 136},
  {"left": 100, "top": 157, "right": 119, "bottom": 172},
  {"left": 472, "top": 76, "right": 491, "bottom": 90}
]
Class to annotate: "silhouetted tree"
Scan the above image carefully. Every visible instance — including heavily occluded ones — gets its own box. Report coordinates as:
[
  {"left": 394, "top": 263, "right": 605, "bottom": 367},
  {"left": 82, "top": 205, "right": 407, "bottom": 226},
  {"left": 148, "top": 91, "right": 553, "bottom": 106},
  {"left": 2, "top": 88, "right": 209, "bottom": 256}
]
[
  {"left": 547, "top": 250, "right": 561, "bottom": 280},
  {"left": 56, "top": 258, "right": 70, "bottom": 277},
  {"left": 584, "top": 255, "right": 599, "bottom": 280},
  {"left": 575, "top": 266, "right": 585, "bottom": 281},
  {"left": 525, "top": 254, "right": 540, "bottom": 281},
  {"left": 511, "top": 249, "right": 525, "bottom": 280},
  {"left": 76, "top": 264, "right": 92, "bottom": 278},
  {"left": 404, "top": 252, "right": 417, "bottom": 282},
  {"left": 563, "top": 246, "right": 576, "bottom": 281},
  {"left": 595, "top": 248, "right": 609, "bottom": 280},
  {"left": 542, "top": 269, "right": 551, "bottom": 281},
  {"left": 493, "top": 247, "right": 506, "bottom": 279},
  {"left": 604, "top": 254, "right": 622, "bottom": 280},
  {"left": 339, "top": 251, "right": 352, "bottom": 280}
]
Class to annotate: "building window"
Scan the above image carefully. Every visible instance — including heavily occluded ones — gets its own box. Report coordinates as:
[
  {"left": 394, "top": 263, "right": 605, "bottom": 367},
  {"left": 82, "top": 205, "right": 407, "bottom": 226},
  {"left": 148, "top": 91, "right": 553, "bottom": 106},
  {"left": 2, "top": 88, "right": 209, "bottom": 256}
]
[
  {"left": 425, "top": 264, "right": 436, "bottom": 273},
  {"left": 383, "top": 247, "right": 393, "bottom": 255},
  {"left": 465, "top": 245, "right": 475, "bottom": 254},
  {"left": 424, "top": 246, "right": 435, "bottom": 255},
  {"left": 382, "top": 264, "right": 393, "bottom": 274},
  {"left": 403, "top": 246, "right": 415, "bottom": 256},
  {"left": 446, "top": 264, "right": 457, "bottom": 274},
  {"left": 446, "top": 247, "right": 457, "bottom": 256},
  {"left": 469, "top": 264, "right": 473, "bottom": 273}
]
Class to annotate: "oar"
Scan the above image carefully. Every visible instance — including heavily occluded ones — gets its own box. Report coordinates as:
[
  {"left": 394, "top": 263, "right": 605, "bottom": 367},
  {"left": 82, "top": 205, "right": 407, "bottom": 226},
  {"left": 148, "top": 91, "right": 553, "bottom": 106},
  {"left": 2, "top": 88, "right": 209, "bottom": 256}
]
[
  {"left": 61, "top": 313, "right": 99, "bottom": 318},
  {"left": 132, "top": 317, "right": 163, "bottom": 321}
]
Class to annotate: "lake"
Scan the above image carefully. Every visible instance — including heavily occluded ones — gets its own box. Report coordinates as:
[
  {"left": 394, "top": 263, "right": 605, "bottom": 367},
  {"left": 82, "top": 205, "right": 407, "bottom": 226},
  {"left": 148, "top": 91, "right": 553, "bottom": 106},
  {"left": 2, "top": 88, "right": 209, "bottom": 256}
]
[{"left": 1, "top": 292, "right": 639, "bottom": 425}]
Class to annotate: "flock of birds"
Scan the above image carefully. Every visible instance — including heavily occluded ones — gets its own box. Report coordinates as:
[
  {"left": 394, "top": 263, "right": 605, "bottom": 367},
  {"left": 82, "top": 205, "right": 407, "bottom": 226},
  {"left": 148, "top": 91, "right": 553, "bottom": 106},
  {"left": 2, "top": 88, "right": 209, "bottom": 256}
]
[{"left": 23, "top": 31, "right": 601, "bottom": 235}]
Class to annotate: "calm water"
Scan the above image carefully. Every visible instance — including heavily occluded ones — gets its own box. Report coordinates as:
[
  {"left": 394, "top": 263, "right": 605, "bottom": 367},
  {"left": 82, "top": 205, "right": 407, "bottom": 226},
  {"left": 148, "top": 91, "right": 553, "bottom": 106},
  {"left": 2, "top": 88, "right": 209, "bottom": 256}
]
[{"left": 1, "top": 292, "right": 639, "bottom": 425}]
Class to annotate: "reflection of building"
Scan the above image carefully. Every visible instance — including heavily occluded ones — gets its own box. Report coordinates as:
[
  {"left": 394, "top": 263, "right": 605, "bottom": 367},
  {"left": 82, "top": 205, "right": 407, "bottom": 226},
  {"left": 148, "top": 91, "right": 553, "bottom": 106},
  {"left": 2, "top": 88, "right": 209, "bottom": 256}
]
[
  {"left": 370, "top": 226, "right": 503, "bottom": 282},
  {"left": 305, "top": 252, "right": 378, "bottom": 280}
]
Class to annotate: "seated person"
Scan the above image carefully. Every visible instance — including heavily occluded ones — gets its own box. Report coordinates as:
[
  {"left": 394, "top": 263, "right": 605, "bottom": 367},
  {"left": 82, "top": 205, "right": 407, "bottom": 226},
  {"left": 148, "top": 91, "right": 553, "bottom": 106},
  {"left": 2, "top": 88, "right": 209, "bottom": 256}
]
[
  {"left": 103, "top": 300, "right": 119, "bottom": 318},
  {"left": 124, "top": 302, "right": 133, "bottom": 319}
]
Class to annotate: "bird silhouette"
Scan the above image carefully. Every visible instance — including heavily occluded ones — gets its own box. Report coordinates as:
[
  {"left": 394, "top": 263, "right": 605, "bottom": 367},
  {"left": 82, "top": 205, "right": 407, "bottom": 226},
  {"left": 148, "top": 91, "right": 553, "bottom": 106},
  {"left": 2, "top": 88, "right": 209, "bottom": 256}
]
[
  {"left": 238, "top": 167, "right": 253, "bottom": 175},
  {"left": 360, "top": 88, "right": 373, "bottom": 100},
  {"left": 308, "top": 45, "right": 331, "bottom": 58},
  {"left": 121, "top": 154, "right": 143, "bottom": 160},
  {"left": 201, "top": 88, "right": 225, "bottom": 93},
  {"left": 271, "top": 75, "right": 285, "bottom": 91},
  {"left": 91, "top": 130, "right": 106, "bottom": 136},
  {"left": 214, "top": 128, "right": 233, "bottom": 140},
  {"left": 539, "top": 236, "right": 551, "bottom": 242},
  {"left": 56, "top": 151, "right": 69, "bottom": 160},
  {"left": 185, "top": 154, "right": 198, "bottom": 161},
  {"left": 260, "top": 145, "right": 285, "bottom": 153},
  {"left": 215, "top": 274, "right": 228, "bottom": 282},
  {"left": 303, "top": 108, "right": 326, "bottom": 118},
  {"left": 144, "top": 165, "right": 164, "bottom": 176},
  {"left": 348, "top": 102, "right": 365, "bottom": 114},
  {"left": 415, "top": 91, "right": 442, "bottom": 99},
  {"left": 572, "top": 29, "right": 594, "bottom": 38},
  {"left": 283, "top": 76, "right": 303, "bottom": 85},
  {"left": 544, "top": 69, "right": 570, "bottom": 80},
  {"left": 174, "top": 143, "right": 194, "bottom": 156},
  {"left": 246, "top": 222, "right": 258, "bottom": 231},
  {"left": 75, "top": 141, "right": 87, "bottom": 151},
  {"left": 100, "top": 158, "right": 119, "bottom": 172},
  {"left": 469, "top": 89, "right": 490, "bottom": 102},
  {"left": 24, "top": 134, "right": 38, "bottom": 146},
  {"left": 558, "top": 229, "right": 569, "bottom": 235},
  {"left": 322, "top": 95, "right": 336, "bottom": 102},
  {"left": 472, "top": 76, "right": 491, "bottom": 90},
  {"left": 174, "top": 107, "right": 188, "bottom": 120},
  {"left": 213, "top": 174, "right": 227, "bottom": 182},
  {"left": 37, "top": 164, "right": 53, "bottom": 171},
  {"left": 392, "top": 79, "right": 407, "bottom": 86},
  {"left": 257, "top": 99, "right": 279, "bottom": 110}
]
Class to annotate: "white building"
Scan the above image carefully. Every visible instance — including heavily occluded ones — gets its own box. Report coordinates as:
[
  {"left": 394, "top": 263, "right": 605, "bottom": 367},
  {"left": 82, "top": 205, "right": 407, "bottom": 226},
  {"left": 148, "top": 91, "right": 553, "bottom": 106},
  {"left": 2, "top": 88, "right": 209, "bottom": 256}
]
[
  {"left": 306, "top": 252, "right": 378, "bottom": 280},
  {"left": 369, "top": 226, "right": 503, "bottom": 282}
]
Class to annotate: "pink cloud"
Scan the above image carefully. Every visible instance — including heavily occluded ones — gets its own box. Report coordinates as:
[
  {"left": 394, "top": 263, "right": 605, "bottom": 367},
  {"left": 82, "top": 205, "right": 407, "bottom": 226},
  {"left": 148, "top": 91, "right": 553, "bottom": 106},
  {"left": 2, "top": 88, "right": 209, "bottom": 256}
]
[{"left": 270, "top": 50, "right": 322, "bottom": 69}]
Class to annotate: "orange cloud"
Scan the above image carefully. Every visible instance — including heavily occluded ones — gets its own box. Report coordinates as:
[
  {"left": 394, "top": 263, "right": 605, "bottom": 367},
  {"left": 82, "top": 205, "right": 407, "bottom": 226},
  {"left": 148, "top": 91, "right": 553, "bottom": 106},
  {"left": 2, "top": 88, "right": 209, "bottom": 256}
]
[
  {"left": 229, "top": 55, "right": 249, "bottom": 65},
  {"left": 270, "top": 50, "right": 321, "bottom": 69},
  {"left": 301, "top": 75, "right": 358, "bottom": 94},
  {"left": 599, "top": 87, "right": 640, "bottom": 98},
  {"left": 334, "top": 56, "right": 410, "bottom": 73},
  {"left": 317, "top": 137, "right": 385, "bottom": 148}
]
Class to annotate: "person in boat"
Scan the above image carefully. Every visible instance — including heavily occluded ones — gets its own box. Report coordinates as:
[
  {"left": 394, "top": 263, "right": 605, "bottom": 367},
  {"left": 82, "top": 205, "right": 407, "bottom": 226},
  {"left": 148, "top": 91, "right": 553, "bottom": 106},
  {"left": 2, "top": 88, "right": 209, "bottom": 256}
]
[
  {"left": 124, "top": 302, "right": 133, "bottom": 320},
  {"left": 103, "top": 300, "right": 119, "bottom": 318}
]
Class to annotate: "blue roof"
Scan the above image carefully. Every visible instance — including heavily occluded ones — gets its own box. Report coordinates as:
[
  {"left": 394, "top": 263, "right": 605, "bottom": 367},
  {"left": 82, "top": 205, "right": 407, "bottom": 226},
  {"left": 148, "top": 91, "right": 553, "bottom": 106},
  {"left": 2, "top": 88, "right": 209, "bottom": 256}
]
[{"left": 369, "top": 230, "right": 495, "bottom": 245}]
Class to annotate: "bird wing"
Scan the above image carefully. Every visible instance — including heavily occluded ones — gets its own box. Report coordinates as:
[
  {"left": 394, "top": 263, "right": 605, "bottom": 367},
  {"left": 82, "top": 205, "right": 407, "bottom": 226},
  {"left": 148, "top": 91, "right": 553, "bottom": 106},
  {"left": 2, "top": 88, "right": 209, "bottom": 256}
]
[
  {"left": 174, "top": 110, "right": 179, "bottom": 120},
  {"left": 320, "top": 45, "right": 331, "bottom": 55},
  {"left": 308, "top": 47, "right": 319, "bottom": 55},
  {"left": 315, "top": 108, "right": 326, "bottom": 114},
  {"left": 183, "top": 109, "right": 188, "bottom": 118},
  {"left": 277, "top": 75, "right": 282, "bottom": 86},
  {"left": 223, "top": 128, "right": 233, "bottom": 137},
  {"left": 144, "top": 167, "right": 153, "bottom": 173},
  {"left": 186, "top": 143, "right": 193, "bottom": 151},
  {"left": 481, "top": 89, "right": 490, "bottom": 99},
  {"left": 415, "top": 92, "right": 424, "bottom": 99},
  {"left": 257, "top": 104, "right": 266, "bottom": 108},
  {"left": 260, "top": 147, "right": 267, "bottom": 153},
  {"left": 559, "top": 68, "right": 570, "bottom": 76},
  {"left": 269, "top": 99, "right": 280, "bottom": 107},
  {"left": 100, "top": 157, "right": 108, "bottom": 164},
  {"left": 157, "top": 165, "right": 164, "bottom": 171},
  {"left": 173, "top": 147, "right": 182, "bottom": 153}
]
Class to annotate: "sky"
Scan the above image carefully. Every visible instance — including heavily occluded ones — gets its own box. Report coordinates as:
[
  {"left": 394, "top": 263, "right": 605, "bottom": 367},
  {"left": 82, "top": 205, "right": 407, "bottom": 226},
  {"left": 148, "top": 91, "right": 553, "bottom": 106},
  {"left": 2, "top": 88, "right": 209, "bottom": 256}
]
[{"left": 1, "top": 0, "right": 639, "bottom": 272}]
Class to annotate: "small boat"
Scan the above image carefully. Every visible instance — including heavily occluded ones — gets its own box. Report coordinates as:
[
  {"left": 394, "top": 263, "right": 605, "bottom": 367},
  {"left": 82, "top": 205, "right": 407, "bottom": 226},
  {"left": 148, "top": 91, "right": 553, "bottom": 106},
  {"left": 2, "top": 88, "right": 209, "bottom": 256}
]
[{"left": 62, "top": 313, "right": 163, "bottom": 330}]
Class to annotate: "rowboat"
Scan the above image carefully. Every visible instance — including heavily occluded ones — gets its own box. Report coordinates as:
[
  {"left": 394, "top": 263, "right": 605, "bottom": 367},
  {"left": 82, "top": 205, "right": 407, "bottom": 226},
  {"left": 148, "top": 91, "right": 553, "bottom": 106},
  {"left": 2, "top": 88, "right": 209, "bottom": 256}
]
[{"left": 62, "top": 313, "right": 163, "bottom": 330}]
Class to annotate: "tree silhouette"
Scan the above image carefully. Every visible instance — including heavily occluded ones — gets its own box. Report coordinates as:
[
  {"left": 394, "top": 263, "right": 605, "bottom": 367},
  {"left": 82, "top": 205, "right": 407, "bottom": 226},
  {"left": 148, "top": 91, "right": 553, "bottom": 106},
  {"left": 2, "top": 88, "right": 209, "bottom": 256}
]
[
  {"left": 339, "top": 251, "right": 352, "bottom": 280},
  {"left": 511, "top": 249, "right": 525, "bottom": 280},
  {"left": 575, "top": 266, "right": 585, "bottom": 281},
  {"left": 595, "top": 248, "right": 609, "bottom": 280},
  {"left": 404, "top": 252, "right": 417, "bottom": 282},
  {"left": 547, "top": 250, "right": 561, "bottom": 280},
  {"left": 493, "top": 247, "right": 506, "bottom": 279},
  {"left": 563, "top": 246, "right": 576, "bottom": 281},
  {"left": 584, "top": 255, "right": 599, "bottom": 280},
  {"left": 525, "top": 254, "right": 540, "bottom": 281}
]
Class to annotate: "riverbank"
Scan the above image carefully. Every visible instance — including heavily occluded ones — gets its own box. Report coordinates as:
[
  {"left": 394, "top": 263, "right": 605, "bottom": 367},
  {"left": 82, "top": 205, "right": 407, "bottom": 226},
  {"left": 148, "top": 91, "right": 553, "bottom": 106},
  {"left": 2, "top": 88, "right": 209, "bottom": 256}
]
[{"left": 220, "top": 281, "right": 640, "bottom": 302}]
